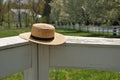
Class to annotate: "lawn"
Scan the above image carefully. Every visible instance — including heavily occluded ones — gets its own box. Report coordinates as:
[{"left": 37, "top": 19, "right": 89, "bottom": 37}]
[
  {"left": 0, "top": 28, "right": 120, "bottom": 38},
  {"left": 0, "top": 28, "right": 31, "bottom": 38},
  {"left": 56, "top": 29, "right": 120, "bottom": 38},
  {"left": 0, "top": 28, "right": 120, "bottom": 80}
]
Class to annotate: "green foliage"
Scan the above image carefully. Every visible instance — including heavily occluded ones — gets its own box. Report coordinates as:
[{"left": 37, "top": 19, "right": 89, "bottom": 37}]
[
  {"left": 1, "top": 0, "right": 119, "bottom": 27},
  {"left": 0, "top": 0, "right": 6, "bottom": 23},
  {"left": 0, "top": 72, "right": 23, "bottom": 80},
  {"left": 42, "top": 0, "right": 51, "bottom": 23},
  {"left": 50, "top": 0, "right": 63, "bottom": 22},
  {"left": 28, "top": 0, "right": 45, "bottom": 14},
  {"left": 41, "top": 16, "right": 47, "bottom": 23},
  {"left": 50, "top": 0, "right": 120, "bottom": 26}
]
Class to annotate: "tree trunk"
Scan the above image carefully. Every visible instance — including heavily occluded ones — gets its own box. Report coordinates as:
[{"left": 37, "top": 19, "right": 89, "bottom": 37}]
[{"left": 42, "top": 0, "right": 51, "bottom": 23}]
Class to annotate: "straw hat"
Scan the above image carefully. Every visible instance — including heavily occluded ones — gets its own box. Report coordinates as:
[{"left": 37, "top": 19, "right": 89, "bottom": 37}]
[{"left": 19, "top": 23, "right": 66, "bottom": 45}]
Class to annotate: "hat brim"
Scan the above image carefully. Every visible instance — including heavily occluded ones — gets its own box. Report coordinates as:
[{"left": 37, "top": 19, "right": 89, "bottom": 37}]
[{"left": 19, "top": 32, "right": 66, "bottom": 45}]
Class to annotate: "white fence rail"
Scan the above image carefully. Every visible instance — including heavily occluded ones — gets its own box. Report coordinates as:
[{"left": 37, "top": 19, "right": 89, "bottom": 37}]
[
  {"left": 55, "top": 25, "right": 120, "bottom": 35},
  {"left": 0, "top": 36, "right": 120, "bottom": 80}
]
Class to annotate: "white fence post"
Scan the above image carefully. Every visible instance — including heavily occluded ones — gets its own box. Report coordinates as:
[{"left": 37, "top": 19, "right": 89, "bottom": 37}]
[
  {"left": 38, "top": 45, "right": 50, "bottom": 80},
  {"left": 24, "top": 44, "right": 50, "bottom": 80},
  {"left": 24, "top": 43, "right": 38, "bottom": 80}
]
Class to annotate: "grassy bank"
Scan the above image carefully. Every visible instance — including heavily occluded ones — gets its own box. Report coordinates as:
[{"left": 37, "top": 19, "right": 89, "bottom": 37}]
[{"left": 0, "top": 28, "right": 120, "bottom": 80}]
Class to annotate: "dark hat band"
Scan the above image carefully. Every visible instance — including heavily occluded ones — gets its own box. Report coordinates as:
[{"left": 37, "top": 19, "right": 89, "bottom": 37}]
[{"left": 31, "top": 35, "right": 54, "bottom": 41}]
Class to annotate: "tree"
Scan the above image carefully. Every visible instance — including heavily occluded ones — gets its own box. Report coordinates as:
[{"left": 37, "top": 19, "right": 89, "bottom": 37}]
[
  {"left": 63, "top": 0, "right": 84, "bottom": 23},
  {"left": 0, "top": 0, "right": 4, "bottom": 25},
  {"left": 50, "top": 0, "right": 120, "bottom": 26},
  {"left": 50, "top": 0, "right": 64, "bottom": 23},
  {"left": 85, "top": 0, "right": 120, "bottom": 25},
  {"left": 42, "top": 0, "right": 52, "bottom": 23},
  {"left": 50, "top": 0, "right": 88, "bottom": 24}
]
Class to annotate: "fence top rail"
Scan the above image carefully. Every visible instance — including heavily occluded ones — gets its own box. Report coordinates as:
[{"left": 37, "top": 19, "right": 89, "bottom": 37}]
[
  {"left": 0, "top": 36, "right": 30, "bottom": 50},
  {"left": 0, "top": 36, "right": 120, "bottom": 50},
  {"left": 66, "top": 36, "right": 120, "bottom": 46}
]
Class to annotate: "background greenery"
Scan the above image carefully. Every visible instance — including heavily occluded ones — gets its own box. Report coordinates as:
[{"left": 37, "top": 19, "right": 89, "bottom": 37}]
[
  {"left": 0, "top": 0, "right": 120, "bottom": 28},
  {"left": 50, "top": 0, "right": 120, "bottom": 26},
  {"left": 0, "top": 28, "right": 120, "bottom": 38}
]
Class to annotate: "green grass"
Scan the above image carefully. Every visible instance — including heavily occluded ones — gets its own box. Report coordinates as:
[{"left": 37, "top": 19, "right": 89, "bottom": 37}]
[
  {"left": 0, "top": 28, "right": 120, "bottom": 80},
  {"left": 0, "top": 72, "right": 23, "bottom": 80},
  {"left": 0, "top": 28, "right": 31, "bottom": 38},
  {"left": 50, "top": 69, "right": 120, "bottom": 80},
  {"left": 0, "top": 28, "right": 120, "bottom": 38},
  {"left": 56, "top": 29, "right": 120, "bottom": 38}
]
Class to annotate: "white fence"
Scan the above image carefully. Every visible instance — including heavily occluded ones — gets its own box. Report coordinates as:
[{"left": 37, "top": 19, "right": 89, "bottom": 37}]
[
  {"left": 0, "top": 36, "right": 120, "bottom": 80},
  {"left": 55, "top": 24, "right": 120, "bottom": 35}
]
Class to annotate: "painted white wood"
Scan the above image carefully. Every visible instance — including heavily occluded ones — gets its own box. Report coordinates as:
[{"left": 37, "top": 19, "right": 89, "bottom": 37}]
[
  {"left": 38, "top": 45, "right": 49, "bottom": 80},
  {"left": 1, "top": 36, "right": 120, "bottom": 79},
  {"left": 66, "top": 36, "right": 120, "bottom": 46},
  {"left": 50, "top": 44, "right": 120, "bottom": 71},
  {"left": 0, "top": 36, "right": 29, "bottom": 50},
  {"left": 24, "top": 44, "right": 50, "bottom": 80},
  {"left": 0, "top": 45, "right": 31, "bottom": 78},
  {"left": 24, "top": 43, "right": 38, "bottom": 80}
]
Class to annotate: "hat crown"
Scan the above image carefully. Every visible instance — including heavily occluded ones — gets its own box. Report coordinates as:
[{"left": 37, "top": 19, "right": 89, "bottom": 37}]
[{"left": 31, "top": 23, "right": 55, "bottom": 39}]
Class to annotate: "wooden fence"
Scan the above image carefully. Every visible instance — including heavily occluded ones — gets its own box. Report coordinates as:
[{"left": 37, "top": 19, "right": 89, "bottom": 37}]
[{"left": 0, "top": 36, "right": 120, "bottom": 80}]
